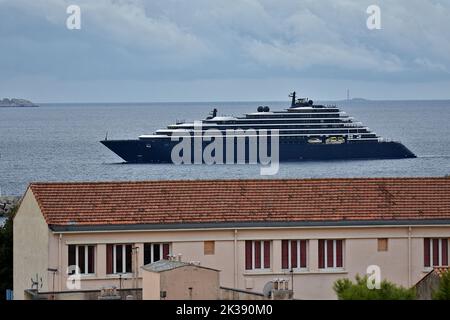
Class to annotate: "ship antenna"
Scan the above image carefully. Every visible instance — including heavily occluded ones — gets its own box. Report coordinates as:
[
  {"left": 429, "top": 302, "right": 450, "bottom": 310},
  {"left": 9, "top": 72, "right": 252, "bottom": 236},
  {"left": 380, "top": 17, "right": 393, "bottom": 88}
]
[{"left": 105, "top": 131, "right": 108, "bottom": 141}]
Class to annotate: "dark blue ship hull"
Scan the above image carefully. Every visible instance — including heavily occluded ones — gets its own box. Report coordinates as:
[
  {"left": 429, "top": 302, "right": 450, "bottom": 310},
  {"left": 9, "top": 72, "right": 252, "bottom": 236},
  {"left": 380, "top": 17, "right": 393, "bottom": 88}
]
[{"left": 101, "top": 138, "right": 416, "bottom": 163}]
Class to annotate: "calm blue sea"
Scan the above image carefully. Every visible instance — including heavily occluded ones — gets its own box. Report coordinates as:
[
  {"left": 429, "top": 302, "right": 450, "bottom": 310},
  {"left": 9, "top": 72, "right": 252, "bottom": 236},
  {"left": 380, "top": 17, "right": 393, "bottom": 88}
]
[{"left": 0, "top": 100, "right": 449, "bottom": 195}]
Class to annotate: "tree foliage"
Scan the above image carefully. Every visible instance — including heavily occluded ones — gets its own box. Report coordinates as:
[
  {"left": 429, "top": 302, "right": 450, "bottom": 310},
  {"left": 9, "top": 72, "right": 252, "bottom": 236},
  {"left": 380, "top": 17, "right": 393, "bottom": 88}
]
[
  {"left": 333, "top": 274, "right": 415, "bottom": 300},
  {"left": 0, "top": 206, "right": 15, "bottom": 300},
  {"left": 432, "top": 270, "right": 450, "bottom": 300}
]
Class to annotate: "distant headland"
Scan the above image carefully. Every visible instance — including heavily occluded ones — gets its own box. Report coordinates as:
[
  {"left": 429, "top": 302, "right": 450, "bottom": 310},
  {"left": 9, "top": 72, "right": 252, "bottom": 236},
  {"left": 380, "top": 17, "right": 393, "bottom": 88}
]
[{"left": 0, "top": 98, "right": 39, "bottom": 107}]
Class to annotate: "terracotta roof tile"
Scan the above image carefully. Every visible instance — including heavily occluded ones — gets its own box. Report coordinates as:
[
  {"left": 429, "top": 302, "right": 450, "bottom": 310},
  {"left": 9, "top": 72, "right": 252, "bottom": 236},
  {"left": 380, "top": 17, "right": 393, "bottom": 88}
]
[{"left": 28, "top": 177, "right": 450, "bottom": 227}]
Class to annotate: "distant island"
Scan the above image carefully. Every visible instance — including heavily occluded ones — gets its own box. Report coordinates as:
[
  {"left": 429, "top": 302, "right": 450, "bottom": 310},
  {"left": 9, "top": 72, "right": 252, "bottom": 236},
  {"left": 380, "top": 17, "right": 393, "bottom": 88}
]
[{"left": 0, "top": 98, "right": 38, "bottom": 107}]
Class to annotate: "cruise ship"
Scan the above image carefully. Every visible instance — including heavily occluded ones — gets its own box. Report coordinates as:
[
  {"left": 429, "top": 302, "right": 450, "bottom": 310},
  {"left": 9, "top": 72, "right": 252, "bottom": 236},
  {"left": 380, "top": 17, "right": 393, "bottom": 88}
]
[{"left": 101, "top": 92, "right": 416, "bottom": 163}]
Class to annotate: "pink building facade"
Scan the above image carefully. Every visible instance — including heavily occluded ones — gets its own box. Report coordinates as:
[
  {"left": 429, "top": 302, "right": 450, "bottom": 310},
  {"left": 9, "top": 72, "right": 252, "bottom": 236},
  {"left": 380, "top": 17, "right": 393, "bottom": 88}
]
[{"left": 13, "top": 178, "right": 450, "bottom": 299}]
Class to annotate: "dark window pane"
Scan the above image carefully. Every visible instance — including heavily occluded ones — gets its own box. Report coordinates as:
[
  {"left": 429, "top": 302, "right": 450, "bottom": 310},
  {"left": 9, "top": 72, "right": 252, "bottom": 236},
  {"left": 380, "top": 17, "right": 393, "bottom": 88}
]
[
  {"left": 68, "top": 245, "right": 76, "bottom": 275},
  {"left": 433, "top": 239, "right": 439, "bottom": 266},
  {"left": 126, "top": 245, "right": 132, "bottom": 273},
  {"left": 78, "top": 246, "right": 85, "bottom": 274},
  {"left": 327, "top": 240, "right": 334, "bottom": 268},
  {"left": 144, "top": 244, "right": 151, "bottom": 265},
  {"left": 88, "top": 246, "right": 95, "bottom": 274},
  {"left": 116, "top": 245, "right": 123, "bottom": 273},
  {"left": 300, "top": 240, "right": 307, "bottom": 268},
  {"left": 154, "top": 244, "right": 161, "bottom": 262},
  {"left": 318, "top": 240, "right": 325, "bottom": 269}
]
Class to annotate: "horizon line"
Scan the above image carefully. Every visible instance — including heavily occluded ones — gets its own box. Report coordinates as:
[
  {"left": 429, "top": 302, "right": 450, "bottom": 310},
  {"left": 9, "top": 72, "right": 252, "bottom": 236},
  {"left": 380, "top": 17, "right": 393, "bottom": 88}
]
[{"left": 36, "top": 98, "right": 450, "bottom": 105}]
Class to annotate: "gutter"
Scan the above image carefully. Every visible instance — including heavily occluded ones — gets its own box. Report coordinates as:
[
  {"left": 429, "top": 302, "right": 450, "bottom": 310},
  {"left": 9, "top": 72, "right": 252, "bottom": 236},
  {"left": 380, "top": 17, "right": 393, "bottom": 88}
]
[{"left": 49, "top": 219, "right": 450, "bottom": 233}]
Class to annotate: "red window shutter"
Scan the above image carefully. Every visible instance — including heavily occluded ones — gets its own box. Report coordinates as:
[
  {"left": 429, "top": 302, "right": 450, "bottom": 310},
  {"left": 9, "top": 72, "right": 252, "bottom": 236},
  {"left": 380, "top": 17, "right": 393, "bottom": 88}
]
[
  {"left": 318, "top": 240, "right": 324, "bottom": 269},
  {"left": 424, "top": 238, "right": 430, "bottom": 267},
  {"left": 291, "top": 240, "right": 298, "bottom": 269},
  {"left": 281, "top": 240, "right": 289, "bottom": 269},
  {"left": 442, "top": 239, "right": 448, "bottom": 266},
  {"left": 336, "top": 240, "right": 343, "bottom": 268},
  {"left": 245, "top": 241, "right": 253, "bottom": 270},
  {"left": 264, "top": 241, "right": 270, "bottom": 269},
  {"left": 106, "top": 244, "right": 113, "bottom": 274},
  {"left": 163, "top": 243, "right": 170, "bottom": 259},
  {"left": 254, "top": 241, "right": 261, "bottom": 269},
  {"left": 433, "top": 239, "right": 439, "bottom": 266},
  {"left": 300, "top": 240, "right": 307, "bottom": 268},
  {"left": 327, "top": 240, "right": 334, "bottom": 268}
]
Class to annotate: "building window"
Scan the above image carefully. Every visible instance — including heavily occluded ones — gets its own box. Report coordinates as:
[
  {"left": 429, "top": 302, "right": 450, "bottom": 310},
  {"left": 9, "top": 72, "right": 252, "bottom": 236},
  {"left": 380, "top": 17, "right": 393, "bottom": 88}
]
[
  {"left": 144, "top": 243, "right": 171, "bottom": 264},
  {"left": 245, "top": 240, "right": 271, "bottom": 270},
  {"left": 378, "top": 238, "right": 388, "bottom": 252},
  {"left": 68, "top": 245, "right": 95, "bottom": 275},
  {"left": 318, "top": 239, "right": 343, "bottom": 269},
  {"left": 204, "top": 241, "right": 215, "bottom": 255},
  {"left": 106, "top": 244, "right": 133, "bottom": 274},
  {"left": 281, "top": 240, "right": 307, "bottom": 270},
  {"left": 424, "top": 238, "right": 449, "bottom": 268}
]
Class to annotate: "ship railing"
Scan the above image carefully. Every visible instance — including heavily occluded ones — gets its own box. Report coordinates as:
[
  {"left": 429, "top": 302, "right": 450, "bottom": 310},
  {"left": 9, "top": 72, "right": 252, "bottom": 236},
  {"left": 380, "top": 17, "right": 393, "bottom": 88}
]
[
  {"left": 378, "top": 137, "right": 393, "bottom": 142},
  {"left": 176, "top": 119, "right": 186, "bottom": 124}
]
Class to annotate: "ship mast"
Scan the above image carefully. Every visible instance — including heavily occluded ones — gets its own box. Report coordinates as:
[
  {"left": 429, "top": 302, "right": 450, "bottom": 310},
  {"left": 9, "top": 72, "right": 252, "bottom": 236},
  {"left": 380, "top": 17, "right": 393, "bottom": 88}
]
[{"left": 289, "top": 91, "right": 296, "bottom": 107}]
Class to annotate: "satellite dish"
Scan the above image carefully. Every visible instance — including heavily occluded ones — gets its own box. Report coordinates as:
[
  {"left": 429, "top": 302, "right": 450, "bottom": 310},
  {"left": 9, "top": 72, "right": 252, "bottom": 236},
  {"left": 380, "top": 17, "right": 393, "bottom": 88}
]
[{"left": 262, "top": 281, "right": 274, "bottom": 298}]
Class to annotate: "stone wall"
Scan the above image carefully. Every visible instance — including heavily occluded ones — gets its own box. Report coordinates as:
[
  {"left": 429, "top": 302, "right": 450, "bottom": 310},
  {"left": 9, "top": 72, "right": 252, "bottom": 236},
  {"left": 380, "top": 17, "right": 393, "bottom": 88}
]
[{"left": 25, "top": 288, "right": 142, "bottom": 300}]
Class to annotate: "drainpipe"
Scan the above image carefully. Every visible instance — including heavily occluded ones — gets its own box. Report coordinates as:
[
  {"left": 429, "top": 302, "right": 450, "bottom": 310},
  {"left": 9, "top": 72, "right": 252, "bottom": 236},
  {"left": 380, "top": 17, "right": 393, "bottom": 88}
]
[
  {"left": 234, "top": 229, "right": 238, "bottom": 289},
  {"left": 58, "top": 233, "right": 62, "bottom": 291},
  {"left": 408, "top": 226, "right": 412, "bottom": 287}
]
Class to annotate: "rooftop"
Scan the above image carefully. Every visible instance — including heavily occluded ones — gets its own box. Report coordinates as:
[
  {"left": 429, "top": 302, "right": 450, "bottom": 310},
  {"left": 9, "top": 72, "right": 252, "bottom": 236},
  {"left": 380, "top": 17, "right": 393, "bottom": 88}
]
[
  {"left": 28, "top": 177, "right": 450, "bottom": 230},
  {"left": 141, "top": 259, "right": 219, "bottom": 273}
]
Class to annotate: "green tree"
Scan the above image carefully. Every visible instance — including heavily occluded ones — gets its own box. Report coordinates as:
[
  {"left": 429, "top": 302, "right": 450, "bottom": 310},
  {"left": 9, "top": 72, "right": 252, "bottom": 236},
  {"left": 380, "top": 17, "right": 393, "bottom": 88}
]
[
  {"left": 333, "top": 275, "right": 415, "bottom": 300},
  {"left": 432, "top": 270, "right": 450, "bottom": 300},
  {"left": 0, "top": 206, "right": 15, "bottom": 300}
]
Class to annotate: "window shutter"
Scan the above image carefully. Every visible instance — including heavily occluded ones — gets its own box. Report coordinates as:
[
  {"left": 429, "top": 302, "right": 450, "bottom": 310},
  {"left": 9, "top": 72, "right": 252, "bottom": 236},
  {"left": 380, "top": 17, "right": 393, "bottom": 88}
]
[
  {"left": 264, "top": 241, "right": 270, "bottom": 269},
  {"left": 106, "top": 244, "right": 113, "bottom": 274},
  {"left": 327, "top": 240, "right": 334, "bottom": 268},
  {"left": 433, "top": 239, "right": 439, "bottom": 266},
  {"left": 300, "top": 240, "right": 307, "bottom": 268},
  {"left": 163, "top": 243, "right": 170, "bottom": 259},
  {"left": 442, "top": 239, "right": 448, "bottom": 266},
  {"left": 245, "top": 241, "right": 252, "bottom": 270},
  {"left": 318, "top": 240, "right": 324, "bottom": 269},
  {"left": 281, "top": 240, "right": 288, "bottom": 269},
  {"left": 291, "top": 240, "right": 298, "bottom": 269},
  {"left": 336, "top": 240, "right": 343, "bottom": 268},
  {"left": 424, "top": 238, "right": 430, "bottom": 267},
  {"left": 254, "top": 241, "right": 261, "bottom": 269}
]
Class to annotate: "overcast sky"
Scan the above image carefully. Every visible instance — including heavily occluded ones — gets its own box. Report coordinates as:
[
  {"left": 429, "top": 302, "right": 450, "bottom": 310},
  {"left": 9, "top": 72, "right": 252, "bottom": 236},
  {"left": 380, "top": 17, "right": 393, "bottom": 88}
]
[{"left": 1, "top": 0, "right": 449, "bottom": 102}]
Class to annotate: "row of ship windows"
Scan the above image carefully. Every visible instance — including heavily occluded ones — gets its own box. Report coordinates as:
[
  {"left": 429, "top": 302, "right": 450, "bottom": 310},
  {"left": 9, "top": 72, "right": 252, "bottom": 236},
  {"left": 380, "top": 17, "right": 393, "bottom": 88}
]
[
  {"left": 67, "top": 238, "right": 449, "bottom": 275},
  {"left": 163, "top": 130, "right": 371, "bottom": 136}
]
